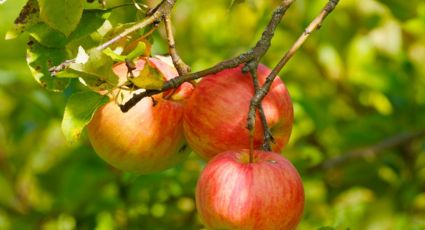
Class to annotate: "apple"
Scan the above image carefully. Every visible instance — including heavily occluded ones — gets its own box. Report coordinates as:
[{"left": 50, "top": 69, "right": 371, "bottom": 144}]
[
  {"left": 183, "top": 64, "right": 293, "bottom": 160},
  {"left": 87, "top": 57, "right": 193, "bottom": 174},
  {"left": 196, "top": 150, "right": 304, "bottom": 230}
]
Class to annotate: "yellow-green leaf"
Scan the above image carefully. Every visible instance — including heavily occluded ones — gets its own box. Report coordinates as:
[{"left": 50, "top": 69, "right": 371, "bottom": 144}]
[{"left": 129, "top": 63, "right": 165, "bottom": 90}]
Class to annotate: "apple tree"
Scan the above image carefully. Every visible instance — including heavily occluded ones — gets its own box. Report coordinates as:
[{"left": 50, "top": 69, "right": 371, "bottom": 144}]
[{"left": 1, "top": 0, "right": 425, "bottom": 229}]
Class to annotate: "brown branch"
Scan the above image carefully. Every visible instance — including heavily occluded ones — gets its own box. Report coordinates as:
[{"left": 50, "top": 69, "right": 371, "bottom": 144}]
[
  {"left": 119, "top": 0, "right": 340, "bottom": 150},
  {"left": 120, "top": 51, "right": 254, "bottom": 112},
  {"left": 249, "top": 0, "right": 340, "bottom": 107},
  {"left": 247, "top": 68, "right": 275, "bottom": 152},
  {"left": 308, "top": 129, "right": 425, "bottom": 172},
  {"left": 244, "top": 0, "right": 295, "bottom": 151},
  {"left": 96, "top": 0, "right": 177, "bottom": 51},
  {"left": 247, "top": 0, "right": 339, "bottom": 149},
  {"left": 163, "top": 15, "right": 191, "bottom": 75},
  {"left": 244, "top": 0, "right": 295, "bottom": 66},
  {"left": 120, "top": 0, "right": 296, "bottom": 112}
]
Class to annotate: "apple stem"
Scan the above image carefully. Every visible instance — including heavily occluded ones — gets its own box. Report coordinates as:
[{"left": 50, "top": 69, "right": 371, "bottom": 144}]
[{"left": 249, "top": 129, "right": 255, "bottom": 163}]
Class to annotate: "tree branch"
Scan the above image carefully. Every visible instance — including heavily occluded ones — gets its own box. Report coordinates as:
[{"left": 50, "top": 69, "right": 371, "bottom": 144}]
[
  {"left": 96, "top": 0, "right": 177, "bottom": 51},
  {"left": 244, "top": 0, "right": 295, "bottom": 151},
  {"left": 308, "top": 129, "right": 425, "bottom": 172},
  {"left": 246, "top": 0, "right": 339, "bottom": 152},
  {"left": 120, "top": 51, "right": 254, "bottom": 112},
  {"left": 249, "top": 0, "right": 340, "bottom": 108},
  {"left": 120, "top": 0, "right": 340, "bottom": 156},
  {"left": 246, "top": 68, "right": 275, "bottom": 152},
  {"left": 50, "top": 0, "right": 178, "bottom": 74},
  {"left": 163, "top": 15, "right": 191, "bottom": 75},
  {"left": 120, "top": 0, "right": 296, "bottom": 112}
]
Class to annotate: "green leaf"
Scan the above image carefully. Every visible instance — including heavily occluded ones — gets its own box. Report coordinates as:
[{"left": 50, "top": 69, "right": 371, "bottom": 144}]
[
  {"left": 126, "top": 42, "right": 146, "bottom": 60},
  {"left": 26, "top": 39, "right": 70, "bottom": 91},
  {"left": 67, "top": 9, "right": 111, "bottom": 43},
  {"left": 68, "top": 48, "right": 119, "bottom": 89},
  {"left": 5, "top": 0, "right": 40, "bottom": 40},
  {"left": 129, "top": 62, "right": 165, "bottom": 90},
  {"left": 103, "top": 42, "right": 146, "bottom": 62},
  {"left": 26, "top": 22, "right": 68, "bottom": 48},
  {"left": 38, "top": 0, "right": 84, "bottom": 36},
  {"left": 103, "top": 48, "right": 127, "bottom": 62},
  {"left": 62, "top": 91, "right": 109, "bottom": 144}
]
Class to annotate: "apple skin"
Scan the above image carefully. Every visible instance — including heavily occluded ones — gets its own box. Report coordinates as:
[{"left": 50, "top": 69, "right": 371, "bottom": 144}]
[
  {"left": 196, "top": 150, "right": 304, "bottom": 230},
  {"left": 87, "top": 57, "right": 192, "bottom": 174},
  {"left": 183, "top": 64, "right": 293, "bottom": 160}
]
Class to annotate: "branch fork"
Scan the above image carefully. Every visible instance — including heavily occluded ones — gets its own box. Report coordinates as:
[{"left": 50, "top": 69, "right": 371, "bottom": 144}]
[
  {"left": 118, "top": 0, "right": 339, "bottom": 155},
  {"left": 56, "top": 0, "right": 341, "bottom": 154}
]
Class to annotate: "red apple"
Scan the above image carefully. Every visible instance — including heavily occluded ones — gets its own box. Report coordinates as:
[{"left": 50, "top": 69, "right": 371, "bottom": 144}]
[
  {"left": 87, "top": 57, "right": 192, "bottom": 174},
  {"left": 183, "top": 64, "right": 293, "bottom": 160},
  {"left": 196, "top": 150, "right": 304, "bottom": 230}
]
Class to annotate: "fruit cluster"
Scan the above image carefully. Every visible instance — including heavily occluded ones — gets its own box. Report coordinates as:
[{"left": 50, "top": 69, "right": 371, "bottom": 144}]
[{"left": 87, "top": 57, "right": 304, "bottom": 229}]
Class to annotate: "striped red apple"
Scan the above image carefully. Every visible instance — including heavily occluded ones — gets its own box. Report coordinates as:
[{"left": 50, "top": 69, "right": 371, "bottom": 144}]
[
  {"left": 87, "top": 57, "right": 193, "bottom": 174},
  {"left": 196, "top": 150, "right": 304, "bottom": 230},
  {"left": 183, "top": 64, "right": 293, "bottom": 160}
]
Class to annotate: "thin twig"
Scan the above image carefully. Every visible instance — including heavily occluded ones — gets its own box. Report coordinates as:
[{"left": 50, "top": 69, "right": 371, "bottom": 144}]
[
  {"left": 120, "top": 51, "right": 255, "bottom": 112},
  {"left": 246, "top": 0, "right": 339, "bottom": 152},
  {"left": 249, "top": 0, "right": 340, "bottom": 109},
  {"left": 163, "top": 15, "right": 191, "bottom": 75},
  {"left": 245, "top": 0, "right": 295, "bottom": 65},
  {"left": 49, "top": 59, "right": 76, "bottom": 75},
  {"left": 50, "top": 0, "right": 177, "bottom": 74},
  {"left": 308, "top": 129, "right": 425, "bottom": 172},
  {"left": 96, "top": 0, "right": 177, "bottom": 51}
]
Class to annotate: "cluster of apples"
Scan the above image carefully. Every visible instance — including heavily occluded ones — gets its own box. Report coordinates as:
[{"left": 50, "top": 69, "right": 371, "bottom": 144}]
[{"left": 87, "top": 57, "right": 304, "bottom": 229}]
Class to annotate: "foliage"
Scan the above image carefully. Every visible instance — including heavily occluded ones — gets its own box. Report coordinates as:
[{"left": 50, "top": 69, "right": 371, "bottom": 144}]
[{"left": 0, "top": 0, "right": 424, "bottom": 229}]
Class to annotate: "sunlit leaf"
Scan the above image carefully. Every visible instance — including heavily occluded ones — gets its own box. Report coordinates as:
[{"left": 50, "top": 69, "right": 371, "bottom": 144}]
[
  {"left": 75, "top": 46, "right": 89, "bottom": 64},
  {"left": 129, "top": 62, "right": 165, "bottom": 90},
  {"left": 126, "top": 42, "right": 146, "bottom": 60},
  {"left": 103, "top": 42, "right": 146, "bottom": 62},
  {"left": 103, "top": 48, "right": 127, "bottom": 62},
  {"left": 38, "top": 0, "right": 84, "bottom": 36},
  {"left": 62, "top": 91, "right": 109, "bottom": 144},
  {"left": 67, "top": 48, "right": 118, "bottom": 90}
]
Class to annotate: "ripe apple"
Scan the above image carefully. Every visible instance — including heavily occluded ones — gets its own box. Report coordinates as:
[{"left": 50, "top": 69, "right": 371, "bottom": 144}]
[
  {"left": 183, "top": 64, "right": 293, "bottom": 160},
  {"left": 87, "top": 57, "right": 192, "bottom": 174},
  {"left": 196, "top": 150, "right": 304, "bottom": 230}
]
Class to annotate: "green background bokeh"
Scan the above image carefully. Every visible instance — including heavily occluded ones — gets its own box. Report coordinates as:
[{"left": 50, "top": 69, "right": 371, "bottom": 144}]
[{"left": 0, "top": 0, "right": 425, "bottom": 229}]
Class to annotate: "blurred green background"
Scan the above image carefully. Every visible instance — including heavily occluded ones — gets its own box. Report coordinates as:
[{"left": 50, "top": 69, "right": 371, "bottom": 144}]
[{"left": 1, "top": 0, "right": 425, "bottom": 229}]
